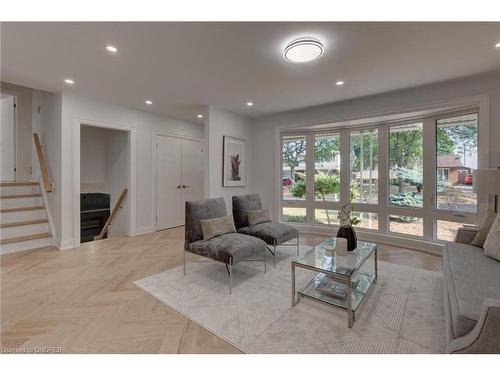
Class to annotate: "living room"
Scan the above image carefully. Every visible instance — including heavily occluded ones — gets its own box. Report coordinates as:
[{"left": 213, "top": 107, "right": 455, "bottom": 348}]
[{"left": 1, "top": 1, "right": 500, "bottom": 373}]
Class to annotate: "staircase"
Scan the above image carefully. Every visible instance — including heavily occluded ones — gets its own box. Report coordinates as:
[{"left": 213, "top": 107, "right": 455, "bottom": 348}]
[{"left": 0, "top": 181, "right": 53, "bottom": 254}]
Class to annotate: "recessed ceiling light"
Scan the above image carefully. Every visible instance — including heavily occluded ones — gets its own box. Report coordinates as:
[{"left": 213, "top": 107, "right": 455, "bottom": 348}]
[
  {"left": 197, "top": 114, "right": 204, "bottom": 118},
  {"left": 336, "top": 81, "right": 344, "bottom": 86},
  {"left": 284, "top": 37, "right": 324, "bottom": 63},
  {"left": 495, "top": 42, "right": 500, "bottom": 48},
  {"left": 64, "top": 78, "right": 75, "bottom": 85},
  {"left": 145, "top": 100, "right": 153, "bottom": 105},
  {"left": 246, "top": 101, "right": 254, "bottom": 107},
  {"left": 106, "top": 45, "right": 118, "bottom": 53}
]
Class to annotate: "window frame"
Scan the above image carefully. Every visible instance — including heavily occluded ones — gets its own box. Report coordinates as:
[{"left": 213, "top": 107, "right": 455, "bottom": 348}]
[{"left": 278, "top": 106, "right": 483, "bottom": 243}]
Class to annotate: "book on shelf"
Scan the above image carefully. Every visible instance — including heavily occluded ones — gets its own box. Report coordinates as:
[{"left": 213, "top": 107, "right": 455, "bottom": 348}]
[{"left": 316, "top": 277, "right": 348, "bottom": 299}]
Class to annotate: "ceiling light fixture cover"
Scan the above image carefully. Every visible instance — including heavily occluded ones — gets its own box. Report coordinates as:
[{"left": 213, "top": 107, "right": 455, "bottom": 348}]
[
  {"left": 106, "top": 45, "right": 118, "bottom": 53},
  {"left": 284, "top": 37, "right": 324, "bottom": 63},
  {"left": 336, "top": 81, "right": 344, "bottom": 86}
]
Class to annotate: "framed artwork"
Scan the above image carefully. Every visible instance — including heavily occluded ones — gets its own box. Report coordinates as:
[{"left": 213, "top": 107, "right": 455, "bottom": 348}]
[{"left": 223, "top": 135, "right": 247, "bottom": 187}]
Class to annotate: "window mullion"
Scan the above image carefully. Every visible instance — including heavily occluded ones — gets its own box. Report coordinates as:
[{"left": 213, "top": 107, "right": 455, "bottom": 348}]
[
  {"left": 305, "top": 133, "right": 315, "bottom": 224},
  {"left": 422, "top": 117, "right": 436, "bottom": 240},
  {"left": 378, "top": 126, "right": 388, "bottom": 233},
  {"left": 339, "top": 129, "right": 350, "bottom": 205}
]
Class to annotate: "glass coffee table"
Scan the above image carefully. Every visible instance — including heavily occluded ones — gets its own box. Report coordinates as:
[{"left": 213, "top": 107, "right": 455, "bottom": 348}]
[{"left": 291, "top": 237, "right": 378, "bottom": 328}]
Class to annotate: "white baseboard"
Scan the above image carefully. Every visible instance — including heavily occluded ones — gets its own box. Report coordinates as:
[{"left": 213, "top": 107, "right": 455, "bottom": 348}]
[
  {"left": 55, "top": 237, "right": 75, "bottom": 250},
  {"left": 291, "top": 224, "right": 443, "bottom": 256},
  {"left": 134, "top": 225, "right": 154, "bottom": 236}
]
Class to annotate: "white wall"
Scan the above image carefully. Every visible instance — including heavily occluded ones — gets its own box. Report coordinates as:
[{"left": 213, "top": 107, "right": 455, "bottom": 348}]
[
  {"left": 59, "top": 93, "right": 203, "bottom": 248},
  {"left": 205, "top": 106, "right": 254, "bottom": 212},
  {"left": 80, "top": 125, "right": 106, "bottom": 192},
  {"left": 31, "top": 90, "right": 62, "bottom": 244},
  {"left": 252, "top": 73, "right": 500, "bottom": 218}
]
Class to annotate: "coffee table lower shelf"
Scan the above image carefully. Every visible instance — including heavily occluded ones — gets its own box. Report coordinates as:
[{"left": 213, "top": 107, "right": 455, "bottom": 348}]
[{"left": 296, "top": 272, "right": 376, "bottom": 327}]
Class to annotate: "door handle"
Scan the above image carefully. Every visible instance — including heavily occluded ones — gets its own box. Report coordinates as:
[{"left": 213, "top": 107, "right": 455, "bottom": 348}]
[{"left": 182, "top": 185, "right": 190, "bottom": 189}]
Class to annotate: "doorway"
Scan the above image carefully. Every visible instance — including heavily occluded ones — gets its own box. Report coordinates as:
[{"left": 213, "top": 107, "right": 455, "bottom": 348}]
[
  {"left": 73, "top": 120, "right": 136, "bottom": 247},
  {"left": 0, "top": 93, "right": 16, "bottom": 180},
  {"left": 155, "top": 134, "right": 203, "bottom": 230}
]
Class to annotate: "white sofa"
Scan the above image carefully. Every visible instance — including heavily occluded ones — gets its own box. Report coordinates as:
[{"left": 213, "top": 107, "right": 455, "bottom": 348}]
[{"left": 443, "top": 226, "right": 500, "bottom": 353}]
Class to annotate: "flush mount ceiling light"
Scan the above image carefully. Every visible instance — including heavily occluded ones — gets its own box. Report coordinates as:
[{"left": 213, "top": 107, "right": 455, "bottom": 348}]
[
  {"left": 106, "top": 45, "right": 118, "bottom": 53},
  {"left": 64, "top": 78, "right": 75, "bottom": 85},
  {"left": 284, "top": 37, "right": 324, "bottom": 63},
  {"left": 197, "top": 114, "right": 204, "bottom": 118},
  {"left": 336, "top": 80, "right": 344, "bottom": 86},
  {"left": 495, "top": 42, "right": 500, "bottom": 48},
  {"left": 246, "top": 101, "right": 254, "bottom": 107},
  {"left": 145, "top": 100, "right": 153, "bottom": 105}
]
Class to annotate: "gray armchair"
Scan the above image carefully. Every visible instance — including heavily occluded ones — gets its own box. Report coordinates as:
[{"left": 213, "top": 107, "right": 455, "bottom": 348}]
[
  {"left": 184, "top": 197, "right": 268, "bottom": 294},
  {"left": 232, "top": 194, "right": 299, "bottom": 267}
]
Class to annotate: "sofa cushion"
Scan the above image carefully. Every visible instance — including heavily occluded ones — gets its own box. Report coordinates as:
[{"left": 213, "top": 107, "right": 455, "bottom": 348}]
[
  {"left": 471, "top": 209, "right": 496, "bottom": 247},
  {"left": 188, "top": 232, "right": 267, "bottom": 265},
  {"left": 238, "top": 222, "right": 298, "bottom": 245},
  {"left": 484, "top": 212, "right": 500, "bottom": 261},
  {"left": 443, "top": 241, "right": 500, "bottom": 338}
]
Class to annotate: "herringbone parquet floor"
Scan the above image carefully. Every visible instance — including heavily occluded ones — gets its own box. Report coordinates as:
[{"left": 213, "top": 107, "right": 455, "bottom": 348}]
[{"left": 0, "top": 227, "right": 441, "bottom": 353}]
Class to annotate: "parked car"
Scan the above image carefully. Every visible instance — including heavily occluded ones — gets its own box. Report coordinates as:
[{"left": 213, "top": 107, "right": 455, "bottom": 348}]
[
  {"left": 464, "top": 174, "right": 473, "bottom": 185},
  {"left": 282, "top": 178, "right": 293, "bottom": 187}
]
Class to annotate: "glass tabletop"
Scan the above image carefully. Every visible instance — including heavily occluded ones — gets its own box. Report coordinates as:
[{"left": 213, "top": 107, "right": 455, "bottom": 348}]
[{"left": 292, "top": 237, "right": 377, "bottom": 276}]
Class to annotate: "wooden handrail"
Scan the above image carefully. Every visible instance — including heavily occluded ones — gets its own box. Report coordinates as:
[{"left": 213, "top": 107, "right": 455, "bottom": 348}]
[
  {"left": 33, "top": 133, "right": 53, "bottom": 193},
  {"left": 95, "top": 188, "right": 128, "bottom": 241}
]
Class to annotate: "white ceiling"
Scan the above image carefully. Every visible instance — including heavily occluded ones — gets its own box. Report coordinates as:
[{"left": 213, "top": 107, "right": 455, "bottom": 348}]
[{"left": 1, "top": 22, "right": 499, "bottom": 123}]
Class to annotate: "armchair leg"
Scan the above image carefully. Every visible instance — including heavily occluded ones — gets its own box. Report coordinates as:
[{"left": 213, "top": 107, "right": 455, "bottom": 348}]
[
  {"left": 183, "top": 249, "right": 186, "bottom": 275},
  {"left": 296, "top": 234, "right": 300, "bottom": 256},
  {"left": 273, "top": 244, "right": 276, "bottom": 268},
  {"left": 228, "top": 260, "right": 232, "bottom": 295},
  {"left": 264, "top": 249, "right": 267, "bottom": 273}
]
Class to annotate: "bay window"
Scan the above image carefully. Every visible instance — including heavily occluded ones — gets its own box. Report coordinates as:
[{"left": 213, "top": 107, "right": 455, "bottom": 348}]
[{"left": 279, "top": 107, "right": 482, "bottom": 243}]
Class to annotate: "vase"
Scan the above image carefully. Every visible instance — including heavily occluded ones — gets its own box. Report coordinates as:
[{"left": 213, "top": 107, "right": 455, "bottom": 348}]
[{"left": 336, "top": 226, "right": 357, "bottom": 251}]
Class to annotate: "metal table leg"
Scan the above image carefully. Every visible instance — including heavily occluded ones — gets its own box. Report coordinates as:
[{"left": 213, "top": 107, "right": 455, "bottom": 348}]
[
  {"left": 347, "top": 277, "right": 354, "bottom": 328},
  {"left": 291, "top": 262, "right": 296, "bottom": 306}
]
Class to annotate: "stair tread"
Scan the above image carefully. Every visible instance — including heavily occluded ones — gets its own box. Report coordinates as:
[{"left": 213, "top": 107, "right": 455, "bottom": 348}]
[
  {"left": 0, "top": 205, "right": 45, "bottom": 213},
  {"left": 0, "top": 194, "right": 42, "bottom": 199},
  {"left": 0, "top": 219, "right": 49, "bottom": 228},
  {"left": 0, "top": 181, "right": 39, "bottom": 187},
  {"left": 0, "top": 232, "right": 52, "bottom": 245}
]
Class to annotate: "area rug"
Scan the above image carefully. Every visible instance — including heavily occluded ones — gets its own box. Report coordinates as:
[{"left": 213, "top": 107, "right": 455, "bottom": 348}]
[{"left": 134, "top": 246, "right": 445, "bottom": 353}]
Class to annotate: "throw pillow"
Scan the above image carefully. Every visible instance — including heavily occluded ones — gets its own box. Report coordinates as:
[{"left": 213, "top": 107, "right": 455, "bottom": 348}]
[
  {"left": 200, "top": 215, "right": 236, "bottom": 240},
  {"left": 471, "top": 209, "right": 496, "bottom": 247},
  {"left": 248, "top": 209, "right": 272, "bottom": 227},
  {"left": 484, "top": 212, "right": 500, "bottom": 261}
]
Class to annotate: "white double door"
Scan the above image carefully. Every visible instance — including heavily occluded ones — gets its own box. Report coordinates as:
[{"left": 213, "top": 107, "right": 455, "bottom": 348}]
[{"left": 156, "top": 135, "right": 203, "bottom": 230}]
